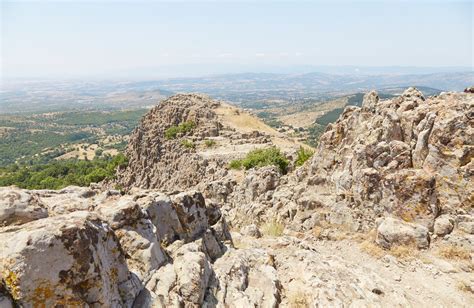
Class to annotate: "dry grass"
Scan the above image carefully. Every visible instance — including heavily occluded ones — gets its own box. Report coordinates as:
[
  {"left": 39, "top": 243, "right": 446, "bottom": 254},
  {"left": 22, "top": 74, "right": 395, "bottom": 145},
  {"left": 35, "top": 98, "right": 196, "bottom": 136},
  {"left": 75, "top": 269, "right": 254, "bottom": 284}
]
[
  {"left": 262, "top": 220, "right": 285, "bottom": 237},
  {"left": 437, "top": 244, "right": 471, "bottom": 261},
  {"left": 359, "top": 229, "right": 385, "bottom": 258},
  {"left": 389, "top": 244, "right": 419, "bottom": 260},
  {"left": 287, "top": 291, "right": 309, "bottom": 308},
  {"left": 360, "top": 240, "right": 386, "bottom": 259},
  {"left": 358, "top": 229, "right": 420, "bottom": 260}
]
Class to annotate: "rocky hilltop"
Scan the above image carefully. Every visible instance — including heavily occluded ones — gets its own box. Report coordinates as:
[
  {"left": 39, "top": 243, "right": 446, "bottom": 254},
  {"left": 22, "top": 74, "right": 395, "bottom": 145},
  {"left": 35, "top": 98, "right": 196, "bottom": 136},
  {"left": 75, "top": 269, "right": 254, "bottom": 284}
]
[
  {"left": 119, "top": 93, "right": 303, "bottom": 192},
  {"left": 1, "top": 88, "right": 473, "bottom": 307}
]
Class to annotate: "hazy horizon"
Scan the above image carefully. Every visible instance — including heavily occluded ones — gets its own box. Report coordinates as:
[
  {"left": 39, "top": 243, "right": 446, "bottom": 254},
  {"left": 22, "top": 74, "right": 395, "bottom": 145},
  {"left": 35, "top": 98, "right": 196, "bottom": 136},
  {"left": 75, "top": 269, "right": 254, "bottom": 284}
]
[{"left": 2, "top": 0, "right": 472, "bottom": 80}]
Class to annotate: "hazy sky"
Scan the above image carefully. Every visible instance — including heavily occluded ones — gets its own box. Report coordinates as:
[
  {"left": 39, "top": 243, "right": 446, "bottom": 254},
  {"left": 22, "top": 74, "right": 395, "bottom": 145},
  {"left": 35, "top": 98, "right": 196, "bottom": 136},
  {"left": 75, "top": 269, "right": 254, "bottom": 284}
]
[{"left": 1, "top": 0, "right": 473, "bottom": 79}]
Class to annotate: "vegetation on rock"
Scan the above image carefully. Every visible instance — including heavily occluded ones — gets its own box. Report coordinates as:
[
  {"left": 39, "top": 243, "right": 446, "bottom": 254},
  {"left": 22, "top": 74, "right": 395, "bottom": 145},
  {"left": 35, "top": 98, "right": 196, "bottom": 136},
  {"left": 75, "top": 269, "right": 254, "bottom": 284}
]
[
  {"left": 181, "top": 139, "right": 195, "bottom": 149},
  {"left": 295, "top": 146, "right": 314, "bottom": 167},
  {"left": 204, "top": 139, "right": 216, "bottom": 147},
  {"left": 229, "top": 147, "right": 289, "bottom": 174},
  {"left": 164, "top": 121, "right": 195, "bottom": 139}
]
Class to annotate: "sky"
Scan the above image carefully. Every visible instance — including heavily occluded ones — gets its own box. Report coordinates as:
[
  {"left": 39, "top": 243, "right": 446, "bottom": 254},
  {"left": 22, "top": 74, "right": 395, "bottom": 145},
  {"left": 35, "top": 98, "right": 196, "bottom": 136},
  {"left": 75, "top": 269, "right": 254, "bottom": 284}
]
[{"left": 1, "top": 0, "right": 473, "bottom": 79}]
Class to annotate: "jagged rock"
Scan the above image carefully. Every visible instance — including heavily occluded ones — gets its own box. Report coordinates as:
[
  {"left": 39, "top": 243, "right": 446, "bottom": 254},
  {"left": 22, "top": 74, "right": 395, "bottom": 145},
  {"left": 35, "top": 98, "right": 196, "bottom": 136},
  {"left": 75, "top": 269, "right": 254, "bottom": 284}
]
[
  {"left": 272, "top": 88, "right": 474, "bottom": 233},
  {"left": 136, "top": 190, "right": 209, "bottom": 244},
  {"left": 119, "top": 94, "right": 225, "bottom": 191},
  {"left": 376, "top": 217, "right": 430, "bottom": 249},
  {"left": 0, "top": 186, "right": 232, "bottom": 307},
  {"left": 95, "top": 196, "right": 168, "bottom": 281},
  {"left": 209, "top": 248, "right": 281, "bottom": 307},
  {"left": 0, "top": 211, "right": 142, "bottom": 307},
  {"left": 240, "top": 224, "right": 262, "bottom": 238},
  {"left": 361, "top": 90, "right": 379, "bottom": 113}
]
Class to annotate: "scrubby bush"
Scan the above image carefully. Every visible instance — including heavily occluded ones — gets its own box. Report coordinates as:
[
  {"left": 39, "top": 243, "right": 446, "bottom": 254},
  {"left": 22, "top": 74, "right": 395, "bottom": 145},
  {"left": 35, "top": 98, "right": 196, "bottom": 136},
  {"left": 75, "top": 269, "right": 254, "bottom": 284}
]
[
  {"left": 164, "top": 121, "right": 195, "bottom": 139},
  {"left": 295, "top": 146, "right": 314, "bottom": 167},
  {"left": 229, "top": 159, "right": 242, "bottom": 170},
  {"left": 181, "top": 139, "right": 195, "bottom": 149},
  {"left": 229, "top": 147, "right": 289, "bottom": 174},
  {"left": 204, "top": 139, "right": 216, "bottom": 147}
]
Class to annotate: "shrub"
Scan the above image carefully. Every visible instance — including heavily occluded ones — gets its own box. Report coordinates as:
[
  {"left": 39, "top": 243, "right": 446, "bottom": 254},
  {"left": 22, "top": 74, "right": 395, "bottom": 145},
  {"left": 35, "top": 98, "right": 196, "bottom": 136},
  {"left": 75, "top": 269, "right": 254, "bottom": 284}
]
[
  {"left": 181, "top": 139, "right": 195, "bottom": 149},
  {"left": 204, "top": 139, "right": 216, "bottom": 147},
  {"left": 230, "top": 147, "right": 289, "bottom": 174},
  {"left": 295, "top": 146, "right": 314, "bottom": 167},
  {"left": 164, "top": 121, "right": 195, "bottom": 140},
  {"left": 262, "top": 219, "right": 285, "bottom": 237},
  {"left": 229, "top": 159, "right": 243, "bottom": 170}
]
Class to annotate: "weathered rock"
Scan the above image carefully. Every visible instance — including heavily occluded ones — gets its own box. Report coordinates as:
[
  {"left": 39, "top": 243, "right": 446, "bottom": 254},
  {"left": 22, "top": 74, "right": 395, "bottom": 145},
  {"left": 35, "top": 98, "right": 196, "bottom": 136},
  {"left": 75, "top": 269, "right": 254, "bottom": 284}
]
[
  {"left": 0, "top": 211, "right": 142, "bottom": 307},
  {"left": 95, "top": 197, "right": 168, "bottom": 281},
  {"left": 433, "top": 215, "right": 454, "bottom": 236},
  {"left": 240, "top": 224, "right": 262, "bottom": 238},
  {"left": 0, "top": 186, "right": 232, "bottom": 307},
  {"left": 0, "top": 187, "right": 48, "bottom": 226},
  {"left": 208, "top": 248, "right": 281, "bottom": 307},
  {"left": 458, "top": 221, "right": 474, "bottom": 234},
  {"left": 376, "top": 217, "right": 430, "bottom": 249}
]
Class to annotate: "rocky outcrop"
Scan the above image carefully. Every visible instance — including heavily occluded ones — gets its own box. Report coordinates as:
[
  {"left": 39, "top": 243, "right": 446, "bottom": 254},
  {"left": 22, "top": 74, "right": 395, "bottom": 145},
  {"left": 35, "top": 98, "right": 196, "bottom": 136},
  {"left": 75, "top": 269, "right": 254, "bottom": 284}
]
[
  {"left": 0, "top": 186, "right": 231, "bottom": 307},
  {"left": 119, "top": 94, "right": 299, "bottom": 193},
  {"left": 247, "top": 88, "right": 474, "bottom": 249},
  {"left": 119, "top": 94, "right": 227, "bottom": 192}
]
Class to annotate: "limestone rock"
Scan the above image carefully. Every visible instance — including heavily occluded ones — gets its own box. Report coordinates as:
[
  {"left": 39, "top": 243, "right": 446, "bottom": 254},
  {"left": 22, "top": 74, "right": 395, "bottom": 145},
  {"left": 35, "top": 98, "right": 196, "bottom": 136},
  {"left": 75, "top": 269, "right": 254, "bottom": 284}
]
[
  {"left": 433, "top": 215, "right": 454, "bottom": 236},
  {"left": 376, "top": 217, "right": 430, "bottom": 249},
  {"left": 0, "top": 211, "right": 141, "bottom": 307},
  {"left": 0, "top": 187, "right": 48, "bottom": 226}
]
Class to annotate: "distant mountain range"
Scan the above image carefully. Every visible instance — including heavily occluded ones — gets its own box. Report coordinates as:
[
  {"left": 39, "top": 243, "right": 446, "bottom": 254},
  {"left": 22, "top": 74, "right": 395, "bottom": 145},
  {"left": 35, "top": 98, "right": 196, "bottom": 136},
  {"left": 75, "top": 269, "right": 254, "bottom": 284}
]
[{"left": 1, "top": 71, "right": 472, "bottom": 113}]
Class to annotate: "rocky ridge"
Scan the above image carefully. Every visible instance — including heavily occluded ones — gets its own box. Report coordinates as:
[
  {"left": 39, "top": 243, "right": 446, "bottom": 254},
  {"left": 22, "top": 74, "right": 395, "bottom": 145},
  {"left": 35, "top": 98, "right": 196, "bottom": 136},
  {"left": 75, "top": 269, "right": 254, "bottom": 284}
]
[
  {"left": 1, "top": 88, "right": 474, "bottom": 307},
  {"left": 119, "top": 93, "right": 303, "bottom": 192}
]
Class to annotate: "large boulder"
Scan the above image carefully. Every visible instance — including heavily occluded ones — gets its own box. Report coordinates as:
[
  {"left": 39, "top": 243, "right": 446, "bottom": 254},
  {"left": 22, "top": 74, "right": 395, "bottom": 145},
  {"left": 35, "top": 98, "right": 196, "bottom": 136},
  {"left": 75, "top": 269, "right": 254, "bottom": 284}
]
[
  {"left": 376, "top": 217, "right": 430, "bottom": 249},
  {"left": 0, "top": 211, "right": 142, "bottom": 307}
]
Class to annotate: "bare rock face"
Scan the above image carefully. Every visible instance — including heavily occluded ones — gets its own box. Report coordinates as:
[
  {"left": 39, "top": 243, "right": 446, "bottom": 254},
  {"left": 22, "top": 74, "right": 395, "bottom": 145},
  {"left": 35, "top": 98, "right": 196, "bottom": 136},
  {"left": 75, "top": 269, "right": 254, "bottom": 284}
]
[
  {"left": 120, "top": 94, "right": 226, "bottom": 192},
  {"left": 263, "top": 88, "right": 474, "bottom": 247},
  {"left": 0, "top": 211, "right": 142, "bottom": 307},
  {"left": 0, "top": 186, "right": 232, "bottom": 307}
]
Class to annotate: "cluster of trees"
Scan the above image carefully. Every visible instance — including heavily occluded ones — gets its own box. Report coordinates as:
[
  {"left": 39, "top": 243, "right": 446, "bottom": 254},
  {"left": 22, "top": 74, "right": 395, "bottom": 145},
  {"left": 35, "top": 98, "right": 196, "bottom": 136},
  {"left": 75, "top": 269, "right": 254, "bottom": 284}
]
[
  {"left": 0, "top": 131, "right": 96, "bottom": 166},
  {"left": 0, "top": 154, "right": 128, "bottom": 190}
]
